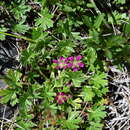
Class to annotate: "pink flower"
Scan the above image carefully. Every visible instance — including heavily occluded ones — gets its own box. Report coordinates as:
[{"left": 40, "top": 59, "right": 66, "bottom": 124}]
[
  {"left": 53, "top": 55, "right": 84, "bottom": 71},
  {"left": 55, "top": 92, "right": 72, "bottom": 104},
  {"left": 68, "top": 56, "right": 74, "bottom": 61},
  {"left": 68, "top": 55, "right": 84, "bottom": 71},
  {"left": 67, "top": 63, "right": 73, "bottom": 67},
  {"left": 63, "top": 66, "right": 67, "bottom": 69},
  {"left": 78, "top": 62, "right": 84, "bottom": 68},
  {"left": 59, "top": 56, "right": 65, "bottom": 61},
  {"left": 55, "top": 92, "right": 67, "bottom": 104},
  {"left": 76, "top": 55, "right": 82, "bottom": 61},
  {"left": 53, "top": 57, "right": 68, "bottom": 69}
]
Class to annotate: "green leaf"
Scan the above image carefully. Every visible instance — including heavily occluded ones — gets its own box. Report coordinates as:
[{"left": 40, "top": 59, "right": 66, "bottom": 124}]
[
  {"left": 83, "top": 16, "right": 93, "bottom": 28},
  {"left": 19, "top": 93, "right": 33, "bottom": 116},
  {"left": 10, "top": 93, "right": 19, "bottom": 106},
  {"left": 32, "top": 28, "right": 48, "bottom": 41},
  {"left": 67, "top": 71, "right": 86, "bottom": 87},
  {"left": 35, "top": 8, "right": 53, "bottom": 30},
  {"left": 17, "top": 120, "right": 36, "bottom": 130},
  {"left": 5, "top": 70, "right": 22, "bottom": 88},
  {"left": 13, "top": 23, "right": 30, "bottom": 34},
  {"left": 115, "top": 0, "right": 126, "bottom": 4},
  {"left": 72, "top": 98, "right": 82, "bottom": 109},
  {"left": 88, "top": 106, "right": 106, "bottom": 122},
  {"left": 124, "top": 21, "right": 130, "bottom": 36},
  {"left": 0, "top": 27, "right": 8, "bottom": 40},
  {"left": 61, "top": 111, "right": 81, "bottom": 129},
  {"left": 106, "top": 35, "right": 126, "bottom": 48},
  {"left": 81, "top": 86, "right": 95, "bottom": 101},
  {"left": 83, "top": 47, "right": 97, "bottom": 64},
  {"left": 63, "top": 5, "right": 76, "bottom": 12},
  {"left": 0, "top": 89, "right": 14, "bottom": 103},
  {"left": 11, "top": 2, "right": 31, "bottom": 21},
  {"left": 57, "top": 40, "right": 75, "bottom": 56},
  {"left": 21, "top": 48, "right": 38, "bottom": 65},
  {"left": 89, "top": 121, "right": 103, "bottom": 130},
  {"left": 105, "top": 49, "right": 113, "bottom": 59},
  {"left": 94, "top": 13, "right": 105, "bottom": 29},
  {"left": 90, "top": 72, "right": 108, "bottom": 88},
  {"left": 63, "top": 86, "right": 70, "bottom": 92},
  {"left": 89, "top": 29, "right": 100, "bottom": 44}
]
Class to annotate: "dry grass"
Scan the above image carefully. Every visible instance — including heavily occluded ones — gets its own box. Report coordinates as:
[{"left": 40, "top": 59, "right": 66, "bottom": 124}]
[{"left": 105, "top": 66, "right": 130, "bottom": 130}]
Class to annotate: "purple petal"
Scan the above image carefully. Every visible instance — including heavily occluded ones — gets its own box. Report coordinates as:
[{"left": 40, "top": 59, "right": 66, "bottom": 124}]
[
  {"left": 67, "top": 63, "right": 73, "bottom": 67},
  {"left": 59, "top": 56, "right": 65, "bottom": 61},
  {"left": 64, "top": 58, "right": 68, "bottom": 63},
  {"left": 78, "top": 62, "right": 84, "bottom": 67},
  {"left": 73, "top": 67, "right": 78, "bottom": 72},
  {"left": 62, "top": 97, "right": 67, "bottom": 101},
  {"left": 60, "top": 92, "right": 65, "bottom": 96},
  {"left": 53, "top": 59, "right": 58, "bottom": 63},
  {"left": 63, "top": 66, "right": 67, "bottom": 69},
  {"left": 55, "top": 96, "right": 58, "bottom": 100},
  {"left": 58, "top": 99, "right": 63, "bottom": 104},
  {"left": 76, "top": 55, "right": 82, "bottom": 61},
  {"left": 68, "top": 56, "right": 74, "bottom": 61}
]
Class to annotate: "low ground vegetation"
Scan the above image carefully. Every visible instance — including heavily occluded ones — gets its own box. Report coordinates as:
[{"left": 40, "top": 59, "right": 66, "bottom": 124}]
[{"left": 0, "top": 0, "right": 130, "bottom": 129}]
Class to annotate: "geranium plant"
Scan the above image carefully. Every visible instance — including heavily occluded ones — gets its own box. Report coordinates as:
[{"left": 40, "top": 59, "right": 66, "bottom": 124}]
[{"left": 0, "top": 0, "right": 129, "bottom": 129}]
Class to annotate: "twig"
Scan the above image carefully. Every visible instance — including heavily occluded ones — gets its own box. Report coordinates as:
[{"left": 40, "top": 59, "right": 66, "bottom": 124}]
[
  {"left": 80, "top": 33, "right": 113, "bottom": 40},
  {"left": 52, "top": 6, "right": 58, "bottom": 15},
  {"left": 111, "top": 22, "right": 117, "bottom": 35},
  {"left": 0, "top": 105, "right": 6, "bottom": 130},
  {"left": 0, "top": 118, "right": 25, "bottom": 130},
  {"left": 79, "top": 102, "right": 88, "bottom": 117}
]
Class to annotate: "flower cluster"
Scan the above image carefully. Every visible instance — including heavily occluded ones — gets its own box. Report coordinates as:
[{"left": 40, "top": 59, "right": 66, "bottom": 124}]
[
  {"left": 55, "top": 92, "right": 71, "bottom": 104},
  {"left": 53, "top": 55, "right": 84, "bottom": 71}
]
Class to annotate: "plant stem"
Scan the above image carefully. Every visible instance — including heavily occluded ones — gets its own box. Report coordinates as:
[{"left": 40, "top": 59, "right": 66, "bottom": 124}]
[{"left": 0, "top": 32, "right": 36, "bottom": 43}]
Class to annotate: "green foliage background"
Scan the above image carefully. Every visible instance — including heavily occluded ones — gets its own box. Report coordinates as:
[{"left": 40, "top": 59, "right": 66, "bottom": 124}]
[{"left": 0, "top": 0, "right": 130, "bottom": 129}]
